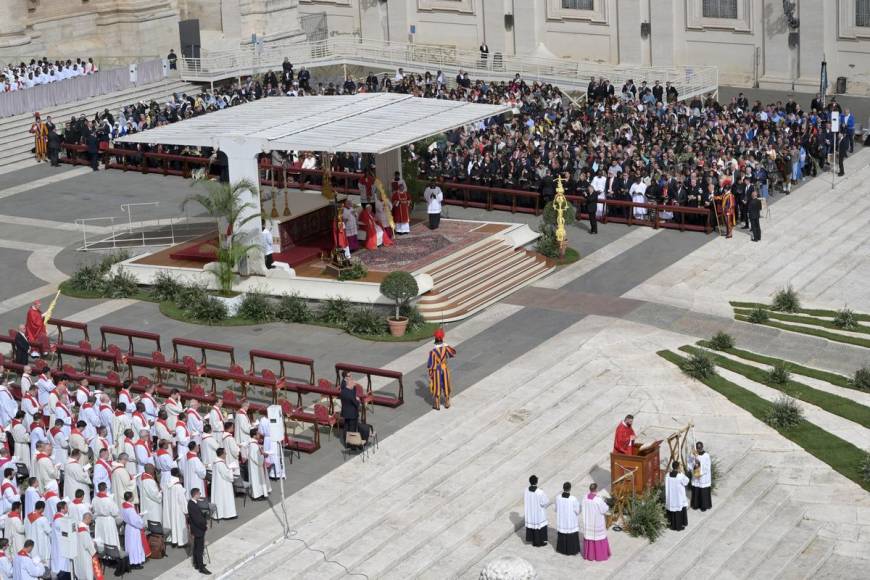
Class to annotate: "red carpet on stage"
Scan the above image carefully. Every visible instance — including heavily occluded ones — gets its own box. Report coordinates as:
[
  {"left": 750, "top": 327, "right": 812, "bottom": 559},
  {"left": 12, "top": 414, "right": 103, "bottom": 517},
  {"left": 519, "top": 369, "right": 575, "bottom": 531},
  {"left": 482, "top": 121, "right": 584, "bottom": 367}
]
[{"left": 168, "top": 235, "right": 331, "bottom": 268}]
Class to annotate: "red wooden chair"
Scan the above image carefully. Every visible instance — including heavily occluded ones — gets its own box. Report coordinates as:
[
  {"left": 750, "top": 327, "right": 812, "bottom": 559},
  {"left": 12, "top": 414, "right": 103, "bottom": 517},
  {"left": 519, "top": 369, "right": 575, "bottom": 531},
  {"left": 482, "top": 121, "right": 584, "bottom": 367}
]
[
  {"left": 354, "top": 383, "right": 374, "bottom": 419},
  {"left": 78, "top": 340, "right": 92, "bottom": 350},
  {"left": 191, "top": 383, "right": 206, "bottom": 397},
  {"left": 314, "top": 403, "right": 338, "bottom": 438}
]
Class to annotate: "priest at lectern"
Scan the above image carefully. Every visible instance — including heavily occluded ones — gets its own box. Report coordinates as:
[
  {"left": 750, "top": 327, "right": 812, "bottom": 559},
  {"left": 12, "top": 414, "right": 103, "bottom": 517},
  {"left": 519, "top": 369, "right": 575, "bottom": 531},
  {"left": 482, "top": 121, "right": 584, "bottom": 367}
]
[{"left": 613, "top": 414, "right": 636, "bottom": 455}]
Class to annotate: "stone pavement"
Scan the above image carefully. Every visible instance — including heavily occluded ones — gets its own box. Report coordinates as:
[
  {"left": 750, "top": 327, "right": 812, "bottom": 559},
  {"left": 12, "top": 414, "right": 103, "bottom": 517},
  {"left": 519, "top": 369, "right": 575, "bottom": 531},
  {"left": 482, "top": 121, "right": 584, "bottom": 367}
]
[{"left": 0, "top": 155, "right": 867, "bottom": 580}]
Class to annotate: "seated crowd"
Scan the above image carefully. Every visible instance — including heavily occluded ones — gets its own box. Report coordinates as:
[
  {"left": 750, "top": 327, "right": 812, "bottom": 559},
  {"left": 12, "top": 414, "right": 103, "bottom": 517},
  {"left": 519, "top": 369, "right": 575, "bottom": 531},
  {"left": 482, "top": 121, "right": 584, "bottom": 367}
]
[{"left": 3, "top": 58, "right": 98, "bottom": 92}]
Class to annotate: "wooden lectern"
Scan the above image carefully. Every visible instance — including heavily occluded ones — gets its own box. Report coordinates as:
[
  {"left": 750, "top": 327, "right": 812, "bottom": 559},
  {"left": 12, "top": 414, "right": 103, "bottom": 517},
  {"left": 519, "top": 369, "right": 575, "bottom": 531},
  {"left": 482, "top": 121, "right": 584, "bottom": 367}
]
[{"left": 610, "top": 441, "right": 662, "bottom": 494}]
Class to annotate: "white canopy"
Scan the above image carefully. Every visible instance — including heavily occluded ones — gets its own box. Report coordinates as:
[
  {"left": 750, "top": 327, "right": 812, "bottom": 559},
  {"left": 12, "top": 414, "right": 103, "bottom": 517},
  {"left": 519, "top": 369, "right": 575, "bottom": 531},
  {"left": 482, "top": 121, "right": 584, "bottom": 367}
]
[{"left": 116, "top": 93, "right": 510, "bottom": 154}]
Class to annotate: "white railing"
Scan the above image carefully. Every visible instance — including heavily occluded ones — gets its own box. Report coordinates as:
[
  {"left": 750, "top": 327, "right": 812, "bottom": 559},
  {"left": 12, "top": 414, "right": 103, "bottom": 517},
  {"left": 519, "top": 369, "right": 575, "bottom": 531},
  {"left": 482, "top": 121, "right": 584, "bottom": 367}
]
[{"left": 180, "top": 37, "right": 718, "bottom": 102}]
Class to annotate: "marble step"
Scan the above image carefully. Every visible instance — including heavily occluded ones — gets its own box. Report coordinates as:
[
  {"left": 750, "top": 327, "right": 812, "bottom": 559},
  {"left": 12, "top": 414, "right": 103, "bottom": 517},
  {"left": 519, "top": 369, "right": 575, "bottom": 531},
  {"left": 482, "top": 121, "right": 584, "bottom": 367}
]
[
  {"left": 740, "top": 520, "right": 824, "bottom": 580},
  {"left": 773, "top": 532, "right": 836, "bottom": 580},
  {"left": 428, "top": 248, "right": 526, "bottom": 297},
  {"left": 426, "top": 242, "right": 514, "bottom": 288}
]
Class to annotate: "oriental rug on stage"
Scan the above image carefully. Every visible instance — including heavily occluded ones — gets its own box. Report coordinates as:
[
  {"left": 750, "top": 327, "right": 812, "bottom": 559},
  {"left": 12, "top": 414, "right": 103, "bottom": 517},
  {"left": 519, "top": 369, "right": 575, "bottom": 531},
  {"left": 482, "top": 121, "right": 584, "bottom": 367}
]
[{"left": 354, "top": 220, "right": 508, "bottom": 272}]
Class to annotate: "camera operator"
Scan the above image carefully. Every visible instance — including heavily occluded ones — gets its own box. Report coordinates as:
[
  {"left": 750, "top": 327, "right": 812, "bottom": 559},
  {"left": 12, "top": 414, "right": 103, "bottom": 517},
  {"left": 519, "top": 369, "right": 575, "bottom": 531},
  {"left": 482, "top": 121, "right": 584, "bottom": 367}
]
[{"left": 187, "top": 488, "right": 211, "bottom": 575}]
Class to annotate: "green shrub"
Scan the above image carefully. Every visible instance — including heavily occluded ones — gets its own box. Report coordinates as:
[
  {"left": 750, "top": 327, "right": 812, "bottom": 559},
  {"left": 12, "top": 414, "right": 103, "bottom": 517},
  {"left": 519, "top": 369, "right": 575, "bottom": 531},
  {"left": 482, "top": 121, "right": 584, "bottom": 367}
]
[
  {"left": 174, "top": 282, "right": 209, "bottom": 308},
  {"left": 236, "top": 291, "right": 275, "bottom": 323},
  {"left": 399, "top": 304, "right": 426, "bottom": 331},
  {"left": 338, "top": 260, "right": 368, "bottom": 281},
  {"left": 627, "top": 489, "right": 666, "bottom": 543},
  {"left": 542, "top": 200, "right": 576, "bottom": 228},
  {"left": 102, "top": 268, "right": 140, "bottom": 299},
  {"left": 187, "top": 295, "right": 228, "bottom": 324},
  {"left": 535, "top": 230, "right": 560, "bottom": 259},
  {"left": 151, "top": 271, "right": 183, "bottom": 302},
  {"left": 680, "top": 352, "right": 716, "bottom": 380},
  {"left": 68, "top": 263, "right": 107, "bottom": 294},
  {"left": 833, "top": 307, "right": 858, "bottom": 330},
  {"left": 763, "top": 395, "right": 804, "bottom": 430},
  {"left": 318, "top": 297, "right": 353, "bottom": 325},
  {"left": 748, "top": 306, "right": 769, "bottom": 324},
  {"left": 851, "top": 367, "right": 870, "bottom": 391},
  {"left": 710, "top": 456, "right": 721, "bottom": 493},
  {"left": 771, "top": 285, "right": 801, "bottom": 313},
  {"left": 767, "top": 360, "right": 791, "bottom": 386},
  {"left": 99, "top": 250, "right": 130, "bottom": 273},
  {"left": 708, "top": 331, "right": 735, "bottom": 351},
  {"left": 345, "top": 307, "right": 387, "bottom": 335},
  {"left": 861, "top": 452, "right": 870, "bottom": 484},
  {"left": 275, "top": 293, "right": 312, "bottom": 323}
]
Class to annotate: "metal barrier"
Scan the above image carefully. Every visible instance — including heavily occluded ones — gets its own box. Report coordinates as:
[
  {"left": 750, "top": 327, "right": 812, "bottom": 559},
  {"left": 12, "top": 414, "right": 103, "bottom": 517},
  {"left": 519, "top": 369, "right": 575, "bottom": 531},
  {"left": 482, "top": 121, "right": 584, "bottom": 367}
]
[{"left": 179, "top": 37, "right": 718, "bottom": 102}]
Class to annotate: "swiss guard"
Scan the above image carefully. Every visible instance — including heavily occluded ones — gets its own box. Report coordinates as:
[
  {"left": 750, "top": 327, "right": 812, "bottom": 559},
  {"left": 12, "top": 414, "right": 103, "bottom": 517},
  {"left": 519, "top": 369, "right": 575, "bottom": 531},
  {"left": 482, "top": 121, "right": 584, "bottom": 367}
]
[{"left": 428, "top": 328, "right": 456, "bottom": 410}]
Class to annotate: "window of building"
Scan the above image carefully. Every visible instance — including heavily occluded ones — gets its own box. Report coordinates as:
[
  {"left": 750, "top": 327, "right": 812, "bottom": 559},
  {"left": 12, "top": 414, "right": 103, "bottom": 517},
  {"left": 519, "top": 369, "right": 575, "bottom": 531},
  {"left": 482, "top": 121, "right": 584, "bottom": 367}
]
[
  {"left": 562, "top": 0, "right": 594, "bottom": 9},
  {"left": 858, "top": 0, "right": 870, "bottom": 27},
  {"left": 702, "top": 0, "right": 738, "bottom": 19}
]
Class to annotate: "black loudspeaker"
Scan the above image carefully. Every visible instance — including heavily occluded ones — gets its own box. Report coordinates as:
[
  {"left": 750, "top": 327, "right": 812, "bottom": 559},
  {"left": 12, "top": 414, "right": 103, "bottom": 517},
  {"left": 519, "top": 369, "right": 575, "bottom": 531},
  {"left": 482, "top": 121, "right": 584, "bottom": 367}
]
[
  {"left": 179, "top": 19, "right": 201, "bottom": 60},
  {"left": 640, "top": 22, "right": 651, "bottom": 37},
  {"left": 788, "top": 31, "right": 800, "bottom": 48},
  {"left": 505, "top": 14, "right": 514, "bottom": 30}
]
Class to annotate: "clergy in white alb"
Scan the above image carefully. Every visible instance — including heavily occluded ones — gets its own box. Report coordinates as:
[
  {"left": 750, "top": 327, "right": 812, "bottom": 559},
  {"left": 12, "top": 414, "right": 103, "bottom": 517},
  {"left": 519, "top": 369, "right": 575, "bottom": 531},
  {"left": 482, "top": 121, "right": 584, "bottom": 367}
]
[
  {"left": 63, "top": 451, "right": 91, "bottom": 501},
  {"left": 221, "top": 427, "right": 241, "bottom": 477},
  {"left": 23, "top": 482, "right": 41, "bottom": 518},
  {"left": 50, "top": 503, "right": 71, "bottom": 578},
  {"left": 234, "top": 404, "right": 252, "bottom": 460},
  {"left": 23, "top": 503, "right": 50, "bottom": 566},
  {"left": 207, "top": 402, "right": 224, "bottom": 432},
  {"left": 110, "top": 456, "right": 137, "bottom": 508},
  {"left": 247, "top": 438, "right": 271, "bottom": 499},
  {"left": 581, "top": 483, "right": 611, "bottom": 562},
  {"left": 554, "top": 482, "right": 581, "bottom": 556},
  {"left": 165, "top": 391, "right": 184, "bottom": 431},
  {"left": 0, "top": 472, "right": 17, "bottom": 515},
  {"left": 199, "top": 425, "right": 219, "bottom": 467},
  {"left": 162, "top": 472, "right": 188, "bottom": 547},
  {"left": 211, "top": 449, "right": 236, "bottom": 520},
  {"left": 12, "top": 541, "right": 45, "bottom": 580},
  {"left": 33, "top": 444, "right": 59, "bottom": 493},
  {"left": 10, "top": 416, "right": 31, "bottom": 472},
  {"left": 665, "top": 460, "right": 690, "bottom": 531},
  {"left": 184, "top": 442, "right": 206, "bottom": 498},
  {"left": 688, "top": 441, "right": 712, "bottom": 512},
  {"left": 69, "top": 490, "right": 91, "bottom": 524},
  {"left": 120, "top": 494, "right": 148, "bottom": 565},
  {"left": 0, "top": 381, "right": 18, "bottom": 426},
  {"left": 92, "top": 485, "right": 121, "bottom": 550},
  {"left": 140, "top": 466, "right": 162, "bottom": 528},
  {"left": 155, "top": 442, "right": 177, "bottom": 490},
  {"left": 0, "top": 539, "right": 11, "bottom": 580},
  {"left": 133, "top": 431, "right": 154, "bottom": 475},
  {"left": 93, "top": 451, "right": 112, "bottom": 496},
  {"left": 73, "top": 514, "right": 96, "bottom": 580},
  {"left": 259, "top": 416, "right": 284, "bottom": 479},
  {"left": 523, "top": 475, "right": 549, "bottom": 547},
  {"left": 48, "top": 421, "right": 68, "bottom": 472},
  {"left": 186, "top": 404, "right": 203, "bottom": 445},
  {"left": 117, "top": 431, "right": 137, "bottom": 477},
  {"left": 3, "top": 505, "right": 25, "bottom": 553}
]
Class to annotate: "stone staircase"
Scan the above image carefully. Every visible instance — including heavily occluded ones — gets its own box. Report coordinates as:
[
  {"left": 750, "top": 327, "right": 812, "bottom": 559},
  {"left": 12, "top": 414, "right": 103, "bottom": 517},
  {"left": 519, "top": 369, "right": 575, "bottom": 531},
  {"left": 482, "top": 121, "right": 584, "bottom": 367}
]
[
  {"left": 0, "top": 78, "right": 199, "bottom": 169},
  {"left": 417, "top": 232, "right": 553, "bottom": 323}
]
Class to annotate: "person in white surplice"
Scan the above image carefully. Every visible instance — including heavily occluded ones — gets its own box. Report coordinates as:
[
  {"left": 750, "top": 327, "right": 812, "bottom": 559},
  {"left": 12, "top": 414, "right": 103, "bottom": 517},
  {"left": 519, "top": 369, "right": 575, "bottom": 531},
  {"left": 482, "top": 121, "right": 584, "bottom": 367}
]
[
  {"left": 12, "top": 540, "right": 45, "bottom": 580},
  {"left": 74, "top": 513, "right": 97, "bottom": 580},
  {"left": 200, "top": 424, "right": 219, "bottom": 468},
  {"left": 110, "top": 455, "right": 137, "bottom": 508},
  {"left": 665, "top": 460, "right": 690, "bottom": 531},
  {"left": 234, "top": 403, "right": 252, "bottom": 462},
  {"left": 140, "top": 465, "right": 163, "bottom": 529},
  {"left": 523, "top": 474, "right": 549, "bottom": 547},
  {"left": 555, "top": 482, "right": 581, "bottom": 556},
  {"left": 247, "top": 431, "right": 271, "bottom": 499},
  {"left": 162, "top": 469, "right": 189, "bottom": 547},
  {"left": 688, "top": 441, "right": 712, "bottom": 512},
  {"left": 121, "top": 493, "right": 147, "bottom": 567},
  {"left": 183, "top": 441, "right": 206, "bottom": 498},
  {"left": 0, "top": 538, "right": 12, "bottom": 580},
  {"left": 23, "top": 501, "right": 50, "bottom": 567},
  {"left": 211, "top": 448, "right": 237, "bottom": 520},
  {"left": 581, "top": 483, "right": 611, "bottom": 562},
  {"left": 50, "top": 501, "right": 71, "bottom": 578},
  {"left": 92, "top": 483, "right": 121, "bottom": 550}
]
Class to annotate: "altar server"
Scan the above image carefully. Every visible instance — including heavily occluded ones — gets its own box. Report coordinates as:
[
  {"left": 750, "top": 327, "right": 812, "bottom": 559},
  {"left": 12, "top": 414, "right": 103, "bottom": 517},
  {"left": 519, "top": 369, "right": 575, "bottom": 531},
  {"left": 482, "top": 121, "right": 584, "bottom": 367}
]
[
  {"left": 665, "top": 460, "right": 690, "bottom": 531},
  {"left": 581, "top": 483, "right": 611, "bottom": 562},
  {"left": 555, "top": 482, "right": 581, "bottom": 556},
  {"left": 523, "top": 475, "right": 549, "bottom": 547},
  {"left": 162, "top": 469, "right": 188, "bottom": 547},
  {"left": 688, "top": 441, "right": 712, "bottom": 512},
  {"left": 184, "top": 442, "right": 206, "bottom": 498},
  {"left": 12, "top": 540, "right": 45, "bottom": 580},
  {"left": 140, "top": 465, "right": 162, "bottom": 529},
  {"left": 92, "top": 483, "right": 120, "bottom": 550},
  {"left": 211, "top": 448, "right": 236, "bottom": 520},
  {"left": 121, "top": 492, "right": 148, "bottom": 568}
]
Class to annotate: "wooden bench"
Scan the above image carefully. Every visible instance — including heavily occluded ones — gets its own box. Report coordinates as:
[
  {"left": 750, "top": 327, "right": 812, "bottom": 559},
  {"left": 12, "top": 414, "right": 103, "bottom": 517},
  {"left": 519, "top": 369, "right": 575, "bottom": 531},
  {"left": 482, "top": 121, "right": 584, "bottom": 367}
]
[
  {"left": 200, "top": 365, "right": 284, "bottom": 402},
  {"left": 279, "top": 378, "right": 340, "bottom": 414},
  {"left": 335, "top": 363, "right": 404, "bottom": 408},
  {"left": 124, "top": 351, "right": 197, "bottom": 387},
  {"left": 54, "top": 341, "right": 122, "bottom": 375},
  {"left": 100, "top": 326, "right": 161, "bottom": 355},
  {"left": 46, "top": 318, "right": 89, "bottom": 344},
  {"left": 172, "top": 337, "right": 235, "bottom": 368},
  {"left": 248, "top": 349, "right": 315, "bottom": 385}
]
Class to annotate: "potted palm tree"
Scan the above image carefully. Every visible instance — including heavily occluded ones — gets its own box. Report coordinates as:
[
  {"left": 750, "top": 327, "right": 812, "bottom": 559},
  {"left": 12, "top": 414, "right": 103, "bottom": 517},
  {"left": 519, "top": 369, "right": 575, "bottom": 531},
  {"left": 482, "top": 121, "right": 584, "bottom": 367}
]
[
  {"left": 380, "top": 271, "right": 419, "bottom": 337},
  {"left": 182, "top": 178, "right": 262, "bottom": 303}
]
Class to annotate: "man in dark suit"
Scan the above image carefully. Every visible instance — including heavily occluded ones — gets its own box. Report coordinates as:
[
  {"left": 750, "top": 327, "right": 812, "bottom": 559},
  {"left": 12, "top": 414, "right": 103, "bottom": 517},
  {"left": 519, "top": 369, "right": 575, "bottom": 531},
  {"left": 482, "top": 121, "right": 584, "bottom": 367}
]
[
  {"left": 748, "top": 190, "right": 763, "bottom": 242},
  {"left": 837, "top": 133, "right": 848, "bottom": 176},
  {"left": 584, "top": 185, "right": 598, "bottom": 234},
  {"left": 339, "top": 370, "right": 360, "bottom": 435},
  {"left": 85, "top": 126, "right": 99, "bottom": 171},
  {"left": 187, "top": 488, "right": 211, "bottom": 575},
  {"left": 13, "top": 324, "right": 29, "bottom": 365}
]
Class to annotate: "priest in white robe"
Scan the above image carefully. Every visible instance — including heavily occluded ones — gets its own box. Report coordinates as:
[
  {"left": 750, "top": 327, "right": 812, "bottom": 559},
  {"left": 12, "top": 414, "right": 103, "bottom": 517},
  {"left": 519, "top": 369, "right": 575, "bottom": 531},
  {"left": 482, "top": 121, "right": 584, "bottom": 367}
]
[
  {"left": 63, "top": 450, "right": 91, "bottom": 501},
  {"left": 199, "top": 424, "right": 219, "bottom": 467},
  {"left": 120, "top": 493, "right": 148, "bottom": 567},
  {"left": 183, "top": 442, "right": 206, "bottom": 498},
  {"left": 140, "top": 466, "right": 162, "bottom": 528},
  {"left": 3, "top": 503, "right": 25, "bottom": 553},
  {"left": 24, "top": 502, "right": 50, "bottom": 566},
  {"left": 555, "top": 482, "right": 581, "bottom": 556},
  {"left": 523, "top": 475, "right": 549, "bottom": 547},
  {"left": 688, "top": 441, "right": 712, "bottom": 512},
  {"left": 117, "top": 430, "right": 137, "bottom": 478},
  {"left": 92, "top": 450, "right": 112, "bottom": 496},
  {"left": 33, "top": 443, "right": 59, "bottom": 493},
  {"left": 110, "top": 455, "right": 137, "bottom": 508},
  {"left": 10, "top": 415, "right": 31, "bottom": 472},
  {"left": 74, "top": 514, "right": 96, "bottom": 580},
  {"left": 162, "top": 470, "right": 188, "bottom": 547},
  {"left": 23, "top": 481, "right": 41, "bottom": 518},
  {"left": 50, "top": 502, "right": 71, "bottom": 578},
  {"left": 133, "top": 432, "right": 154, "bottom": 475},
  {"left": 234, "top": 403, "right": 252, "bottom": 461},
  {"left": 207, "top": 401, "right": 225, "bottom": 433},
  {"left": 92, "top": 484, "right": 121, "bottom": 550},
  {"left": 247, "top": 435, "right": 271, "bottom": 500},
  {"left": 12, "top": 541, "right": 45, "bottom": 580},
  {"left": 221, "top": 426, "right": 241, "bottom": 477},
  {"left": 581, "top": 483, "right": 611, "bottom": 562},
  {"left": 0, "top": 538, "right": 12, "bottom": 580},
  {"left": 0, "top": 380, "right": 18, "bottom": 428},
  {"left": 665, "top": 460, "right": 690, "bottom": 531},
  {"left": 186, "top": 403, "right": 203, "bottom": 445},
  {"left": 69, "top": 490, "right": 91, "bottom": 524},
  {"left": 211, "top": 448, "right": 236, "bottom": 520},
  {"left": 164, "top": 391, "right": 184, "bottom": 431},
  {"left": 155, "top": 442, "right": 177, "bottom": 490}
]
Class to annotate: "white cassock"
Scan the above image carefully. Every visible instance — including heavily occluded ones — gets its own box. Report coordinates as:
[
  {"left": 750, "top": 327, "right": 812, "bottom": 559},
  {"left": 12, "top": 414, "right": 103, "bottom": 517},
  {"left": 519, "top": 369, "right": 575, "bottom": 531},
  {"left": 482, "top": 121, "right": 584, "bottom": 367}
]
[
  {"left": 75, "top": 387, "right": 90, "bottom": 408},
  {"left": 183, "top": 452, "right": 206, "bottom": 498},
  {"left": 29, "top": 428, "right": 47, "bottom": 470},
  {"left": 0, "top": 551, "right": 10, "bottom": 580},
  {"left": 133, "top": 440, "right": 153, "bottom": 475},
  {"left": 555, "top": 494, "right": 581, "bottom": 534},
  {"left": 118, "top": 390, "right": 135, "bottom": 417},
  {"left": 110, "top": 465, "right": 137, "bottom": 508},
  {"left": 3, "top": 512, "right": 25, "bottom": 552},
  {"left": 92, "top": 494, "right": 121, "bottom": 549},
  {"left": 119, "top": 438, "right": 137, "bottom": 478},
  {"left": 207, "top": 406, "right": 225, "bottom": 431},
  {"left": 247, "top": 442, "right": 271, "bottom": 499},
  {"left": 49, "top": 428, "right": 69, "bottom": 468},
  {"left": 162, "top": 479, "right": 188, "bottom": 546},
  {"left": 689, "top": 452, "right": 712, "bottom": 488},
  {"left": 186, "top": 410, "right": 203, "bottom": 444},
  {"left": 140, "top": 474, "right": 162, "bottom": 527},
  {"left": 175, "top": 424, "right": 191, "bottom": 472},
  {"left": 74, "top": 523, "right": 96, "bottom": 580},
  {"left": 155, "top": 420, "right": 173, "bottom": 446},
  {"left": 12, "top": 551, "right": 45, "bottom": 580},
  {"left": 79, "top": 404, "right": 99, "bottom": 433},
  {"left": 20, "top": 394, "right": 39, "bottom": 427},
  {"left": 34, "top": 454, "right": 58, "bottom": 493},
  {"left": 98, "top": 405, "right": 115, "bottom": 444},
  {"left": 51, "top": 514, "right": 71, "bottom": 576},
  {"left": 524, "top": 487, "right": 549, "bottom": 532},
  {"left": 165, "top": 398, "right": 183, "bottom": 431},
  {"left": 112, "top": 413, "right": 132, "bottom": 450},
  {"left": 53, "top": 402, "right": 73, "bottom": 435},
  {"left": 581, "top": 493, "right": 609, "bottom": 541},
  {"left": 234, "top": 411, "right": 252, "bottom": 459},
  {"left": 0, "top": 385, "right": 18, "bottom": 426},
  {"left": 131, "top": 413, "right": 149, "bottom": 440},
  {"left": 64, "top": 460, "right": 91, "bottom": 501},
  {"left": 23, "top": 488, "right": 41, "bottom": 518},
  {"left": 68, "top": 431, "right": 89, "bottom": 465},
  {"left": 630, "top": 183, "right": 647, "bottom": 218},
  {"left": 92, "top": 460, "right": 112, "bottom": 496},
  {"left": 155, "top": 450, "right": 177, "bottom": 490},
  {"left": 69, "top": 499, "right": 91, "bottom": 524},
  {"left": 140, "top": 394, "right": 158, "bottom": 423},
  {"left": 121, "top": 503, "right": 146, "bottom": 565},
  {"left": 11, "top": 421, "right": 31, "bottom": 472},
  {"left": 211, "top": 459, "right": 236, "bottom": 520},
  {"left": 666, "top": 471, "right": 690, "bottom": 512},
  {"left": 24, "top": 513, "right": 51, "bottom": 564},
  {"left": 1, "top": 479, "right": 17, "bottom": 514},
  {"left": 200, "top": 433, "right": 219, "bottom": 468},
  {"left": 221, "top": 432, "right": 240, "bottom": 477},
  {"left": 43, "top": 493, "right": 60, "bottom": 521}
]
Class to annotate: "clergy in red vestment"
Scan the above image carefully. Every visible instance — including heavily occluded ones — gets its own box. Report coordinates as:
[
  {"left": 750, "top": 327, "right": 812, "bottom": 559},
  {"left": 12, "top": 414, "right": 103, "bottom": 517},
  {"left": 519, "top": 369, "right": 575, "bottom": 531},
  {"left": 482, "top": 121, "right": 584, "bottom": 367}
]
[
  {"left": 24, "top": 301, "right": 46, "bottom": 356},
  {"left": 613, "top": 414, "right": 636, "bottom": 455},
  {"left": 332, "top": 213, "right": 350, "bottom": 259},
  {"left": 358, "top": 205, "right": 392, "bottom": 250},
  {"left": 391, "top": 174, "right": 411, "bottom": 235}
]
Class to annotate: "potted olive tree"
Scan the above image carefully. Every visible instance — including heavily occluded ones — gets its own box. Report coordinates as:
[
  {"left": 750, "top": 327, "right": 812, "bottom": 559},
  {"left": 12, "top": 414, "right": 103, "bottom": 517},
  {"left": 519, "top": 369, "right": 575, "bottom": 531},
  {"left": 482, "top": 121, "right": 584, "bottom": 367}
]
[{"left": 380, "top": 271, "right": 419, "bottom": 337}]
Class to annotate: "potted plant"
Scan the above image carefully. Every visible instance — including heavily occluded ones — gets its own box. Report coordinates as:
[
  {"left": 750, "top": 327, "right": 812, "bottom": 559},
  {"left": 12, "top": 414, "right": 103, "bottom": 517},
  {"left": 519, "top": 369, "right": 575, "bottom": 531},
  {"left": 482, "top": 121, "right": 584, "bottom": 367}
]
[{"left": 379, "top": 271, "right": 419, "bottom": 337}]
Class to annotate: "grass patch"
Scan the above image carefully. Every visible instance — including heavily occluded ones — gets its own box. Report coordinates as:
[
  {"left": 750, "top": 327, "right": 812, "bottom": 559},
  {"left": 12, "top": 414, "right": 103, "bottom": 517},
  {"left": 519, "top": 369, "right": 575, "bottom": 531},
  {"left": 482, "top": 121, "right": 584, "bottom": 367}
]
[
  {"left": 680, "top": 345, "right": 870, "bottom": 429},
  {"left": 733, "top": 308, "right": 870, "bottom": 335},
  {"left": 658, "top": 349, "right": 870, "bottom": 492},
  {"left": 729, "top": 301, "right": 870, "bottom": 322},
  {"left": 553, "top": 247, "right": 581, "bottom": 266},
  {"left": 697, "top": 341, "right": 856, "bottom": 391},
  {"left": 734, "top": 315, "right": 870, "bottom": 349}
]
